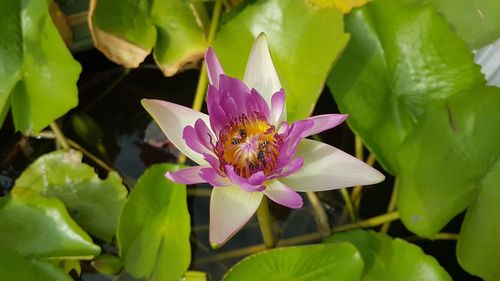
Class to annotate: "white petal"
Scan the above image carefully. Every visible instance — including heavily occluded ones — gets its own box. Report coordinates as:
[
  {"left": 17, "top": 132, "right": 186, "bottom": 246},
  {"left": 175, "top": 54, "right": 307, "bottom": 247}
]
[
  {"left": 280, "top": 139, "right": 385, "bottom": 192},
  {"left": 142, "top": 99, "right": 210, "bottom": 165},
  {"left": 209, "top": 186, "right": 263, "bottom": 248},
  {"left": 243, "top": 33, "right": 282, "bottom": 107}
]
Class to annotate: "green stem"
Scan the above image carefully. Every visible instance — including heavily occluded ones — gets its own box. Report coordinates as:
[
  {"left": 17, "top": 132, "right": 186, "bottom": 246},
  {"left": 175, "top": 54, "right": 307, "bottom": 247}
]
[
  {"left": 306, "top": 192, "right": 331, "bottom": 237},
  {"left": 341, "top": 188, "right": 357, "bottom": 222},
  {"left": 67, "top": 138, "right": 114, "bottom": 173},
  {"left": 380, "top": 178, "right": 399, "bottom": 233},
  {"left": 179, "top": 0, "right": 223, "bottom": 167},
  {"left": 50, "top": 122, "right": 69, "bottom": 150},
  {"left": 191, "top": 0, "right": 223, "bottom": 113},
  {"left": 256, "top": 197, "right": 276, "bottom": 248},
  {"left": 196, "top": 211, "right": 400, "bottom": 265}
]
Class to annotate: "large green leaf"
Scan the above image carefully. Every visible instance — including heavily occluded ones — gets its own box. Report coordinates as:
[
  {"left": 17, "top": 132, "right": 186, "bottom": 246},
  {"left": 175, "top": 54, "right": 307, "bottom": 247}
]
[
  {"left": 213, "top": 0, "right": 350, "bottom": 122},
  {"left": 0, "top": 245, "right": 72, "bottom": 281},
  {"left": 327, "top": 0, "right": 484, "bottom": 173},
  {"left": 13, "top": 150, "right": 128, "bottom": 242},
  {"left": 395, "top": 87, "right": 500, "bottom": 280},
  {"left": 223, "top": 243, "right": 363, "bottom": 281},
  {"left": 0, "top": 193, "right": 100, "bottom": 258},
  {"left": 0, "top": 0, "right": 81, "bottom": 134},
  {"left": 422, "top": 0, "right": 500, "bottom": 49},
  {"left": 117, "top": 164, "right": 191, "bottom": 280},
  {"left": 89, "top": 0, "right": 207, "bottom": 76},
  {"left": 324, "top": 230, "right": 451, "bottom": 281}
]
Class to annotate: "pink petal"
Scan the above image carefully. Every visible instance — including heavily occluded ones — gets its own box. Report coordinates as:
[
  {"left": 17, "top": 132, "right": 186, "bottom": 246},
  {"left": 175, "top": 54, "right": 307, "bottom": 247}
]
[
  {"left": 205, "top": 47, "right": 225, "bottom": 89},
  {"left": 280, "top": 139, "right": 385, "bottom": 192},
  {"left": 182, "top": 119, "right": 215, "bottom": 156},
  {"left": 243, "top": 33, "right": 281, "bottom": 107},
  {"left": 142, "top": 99, "right": 210, "bottom": 165},
  {"left": 303, "top": 114, "right": 348, "bottom": 137},
  {"left": 270, "top": 89, "right": 286, "bottom": 125},
  {"left": 200, "top": 167, "right": 231, "bottom": 187},
  {"left": 264, "top": 180, "right": 303, "bottom": 209},
  {"left": 210, "top": 186, "right": 263, "bottom": 248},
  {"left": 165, "top": 166, "right": 207, "bottom": 185}
]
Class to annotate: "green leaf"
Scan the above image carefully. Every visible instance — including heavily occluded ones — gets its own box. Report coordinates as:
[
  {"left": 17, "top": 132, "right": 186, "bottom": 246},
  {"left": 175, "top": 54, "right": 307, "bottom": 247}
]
[
  {"left": 13, "top": 149, "right": 128, "bottom": 242},
  {"left": 91, "top": 254, "right": 123, "bottom": 276},
  {"left": 324, "top": 230, "right": 451, "bottom": 281},
  {"left": 421, "top": 0, "right": 500, "bottom": 49},
  {"left": 327, "top": 0, "right": 484, "bottom": 173},
  {"left": 89, "top": 0, "right": 207, "bottom": 76},
  {"left": 0, "top": 245, "right": 72, "bottom": 281},
  {"left": 213, "top": 0, "right": 350, "bottom": 122},
  {"left": 222, "top": 243, "right": 363, "bottom": 281},
  {"left": 117, "top": 164, "right": 191, "bottom": 280},
  {"left": 0, "top": 193, "right": 100, "bottom": 258},
  {"left": 0, "top": 0, "right": 81, "bottom": 134},
  {"left": 395, "top": 87, "right": 500, "bottom": 280}
]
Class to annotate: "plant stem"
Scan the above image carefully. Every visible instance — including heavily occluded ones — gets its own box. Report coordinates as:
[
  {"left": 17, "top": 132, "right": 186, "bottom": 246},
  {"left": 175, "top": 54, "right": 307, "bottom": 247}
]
[
  {"left": 256, "top": 197, "right": 276, "bottom": 248},
  {"left": 306, "top": 192, "right": 331, "bottom": 237},
  {"left": 50, "top": 122, "right": 70, "bottom": 150},
  {"left": 196, "top": 211, "right": 400, "bottom": 264},
  {"left": 67, "top": 138, "right": 114, "bottom": 173},
  {"left": 341, "top": 188, "right": 357, "bottom": 222},
  {"left": 179, "top": 0, "right": 223, "bottom": 166},
  {"left": 191, "top": 0, "right": 223, "bottom": 113},
  {"left": 380, "top": 178, "right": 399, "bottom": 233}
]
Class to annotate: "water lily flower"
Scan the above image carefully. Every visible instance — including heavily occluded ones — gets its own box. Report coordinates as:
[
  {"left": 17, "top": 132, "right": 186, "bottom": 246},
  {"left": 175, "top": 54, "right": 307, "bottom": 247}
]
[{"left": 142, "top": 33, "right": 384, "bottom": 248}]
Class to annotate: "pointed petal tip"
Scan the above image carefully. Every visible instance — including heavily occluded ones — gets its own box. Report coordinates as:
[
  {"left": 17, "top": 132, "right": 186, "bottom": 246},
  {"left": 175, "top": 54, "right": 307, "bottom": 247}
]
[{"left": 210, "top": 242, "right": 221, "bottom": 250}]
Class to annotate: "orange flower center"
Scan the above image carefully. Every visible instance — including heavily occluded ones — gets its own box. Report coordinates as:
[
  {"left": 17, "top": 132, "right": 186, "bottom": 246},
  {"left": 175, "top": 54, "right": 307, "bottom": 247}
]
[{"left": 215, "top": 113, "right": 282, "bottom": 178}]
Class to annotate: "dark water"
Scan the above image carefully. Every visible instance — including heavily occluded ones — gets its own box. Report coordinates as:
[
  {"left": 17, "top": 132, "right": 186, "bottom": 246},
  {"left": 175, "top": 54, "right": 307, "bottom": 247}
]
[{"left": 0, "top": 49, "right": 480, "bottom": 280}]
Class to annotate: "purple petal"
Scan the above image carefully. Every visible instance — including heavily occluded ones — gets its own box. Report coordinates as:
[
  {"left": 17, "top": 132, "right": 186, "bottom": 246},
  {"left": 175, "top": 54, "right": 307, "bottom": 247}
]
[
  {"left": 303, "top": 114, "right": 348, "bottom": 137},
  {"left": 273, "top": 157, "right": 304, "bottom": 178},
  {"left": 264, "top": 180, "right": 303, "bottom": 209},
  {"left": 276, "top": 119, "right": 314, "bottom": 169},
  {"left": 210, "top": 186, "right": 263, "bottom": 248},
  {"left": 182, "top": 119, "right": 215, "bottom": 156},
  {"left": 219, "top": 75, "right": 250, "bottom": 110},
  {"left": 247, "top": 89, "right": 270, "bottom": 120},
  {"left": 200, "top": 167, "right": 231, "bottom": 187},
  {"left": 220, "top": 95, "right": 239, "bottom": 119},
  {"left": 208, "top": 100, "right": 227, "bottom": 135},
  {"left": 207, "top": 84, "right": 220, "bottom": 111},
  {"left": 270, "top": 89, "right": 286, "bottom": 125},
  {"left": 224, "top": 165, "right": 266, "bottom": 192},
  {"left": 280, "top": 139, "right": 385, "bottom": 192},
  {"left": 166, "top": 166, "right": 207, "bottom": 185},
  {"left": 142, "top": 99, "right": 209, "bottom": 165},
  {"left": 205, "top": 48, "right": 225, "bottom": 89}
]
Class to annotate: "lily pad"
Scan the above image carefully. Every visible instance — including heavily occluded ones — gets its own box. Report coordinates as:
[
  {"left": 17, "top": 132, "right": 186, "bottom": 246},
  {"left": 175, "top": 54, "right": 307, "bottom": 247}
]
[
  {"left": 13, "top": 149, "right": 128, "bottom": 242},
  {"left": 223, "top": 243, "right": 363, "bottom": 281},
  {"left": 117, "top": 164, "right": 191, "bottom": 280},
  {"left": 327, "top": 0, "right": 484, "bottom": 174},
  {"left": 0, "top": 193, "right": 100, "bottom": 258},
  {"left": 213, "top": 0, "right": 350, "bottom": 122},
  {"left": 421, "top": 0, "right": 500, "bottom": 49},
  {"left": 89, "top": 0, "right": 207, "bottom": 76},
  {"left": 396, "top": 87, "right": 500, "bottom": 280},
  {"left": 324, "top": 230, "right": 451, "bottom": 281},
  {"left": 0, "top": 0, "right": 81, "bottom": 134},
  {"left": 0, "top": 245, "right": 72, "bottom": 281}
]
